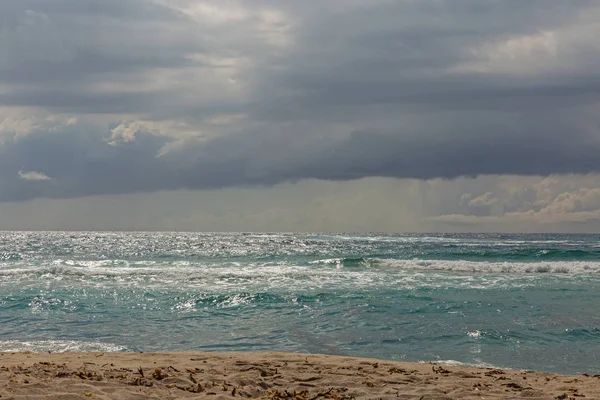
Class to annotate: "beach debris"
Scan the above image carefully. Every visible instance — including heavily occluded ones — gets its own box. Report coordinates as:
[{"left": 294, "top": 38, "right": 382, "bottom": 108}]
[
  {"left": 258, "top": 380, "right": 271, "bottom": 390},
  {"left": 484, "top": 369, "right": 505, "bottom": 377},
  {"left": 292, "top": 376, "right": 321, "bottom": 382},
  {"left": 76, "top": 370, "right": 99, "bottom": 380},
  {"left": 452, "top": 371, "right": 478, "bottom": 379},
  {"left": 388, "top": 367, "right": 407, "bottom": 374},
  {"left": 503, "top": 382, "right": 526, "bottom": 389},
  {"left": 2, "top": 354, "right": 600, "bottom": 400},
  {"left": 152, "top": 368, "right": 165, "bottom": 380},
  {"left": 260, "top": 387, "right": 354, "bottom": 400},
  {"left": 129, "top": 376, "right": 153, "bottom": 387},
  {"left": 240, "top": 366, "right": 278, "bottom": 377},
  {"left": 432, "top": 366, "right": 450, "bottom": 374}
]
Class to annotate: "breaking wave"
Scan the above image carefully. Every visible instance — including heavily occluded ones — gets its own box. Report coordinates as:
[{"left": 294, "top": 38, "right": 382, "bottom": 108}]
[{"left": 0, "top": 340, "right": 130, "bottom": 353}]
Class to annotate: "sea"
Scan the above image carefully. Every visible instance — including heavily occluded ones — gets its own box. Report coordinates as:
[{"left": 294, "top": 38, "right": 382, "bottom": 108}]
[{"left": 1, "top": 232, "right": 599, "bottom": 375}]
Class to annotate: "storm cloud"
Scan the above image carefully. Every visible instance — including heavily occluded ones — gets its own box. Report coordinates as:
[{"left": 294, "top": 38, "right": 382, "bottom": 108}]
[{"left": 2, "top": 0, "right": 600, "bottom": 202}]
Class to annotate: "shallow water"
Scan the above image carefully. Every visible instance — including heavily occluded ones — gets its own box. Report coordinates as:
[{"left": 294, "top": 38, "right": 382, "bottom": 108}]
[{"left": 1, "top": 232, "right": 599, "bottom": 374}]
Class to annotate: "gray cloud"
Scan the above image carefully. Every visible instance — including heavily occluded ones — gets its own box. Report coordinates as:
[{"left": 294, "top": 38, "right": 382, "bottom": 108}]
[
  {"left": 0, "top": 178, "right": 428, "bottom": 232},
  {"left": 1, "top": 0, "right": 600, "bottom": 202}
]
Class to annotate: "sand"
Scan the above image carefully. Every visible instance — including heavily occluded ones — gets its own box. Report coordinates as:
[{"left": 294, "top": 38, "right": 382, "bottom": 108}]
[{"left": 0, "top": 352, "right": 598, "bottom": 399}]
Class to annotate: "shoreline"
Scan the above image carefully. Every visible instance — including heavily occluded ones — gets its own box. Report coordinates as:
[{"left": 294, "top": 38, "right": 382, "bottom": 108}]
[{"left": 1, "top": 351, "right": 598, "bottom": 399}]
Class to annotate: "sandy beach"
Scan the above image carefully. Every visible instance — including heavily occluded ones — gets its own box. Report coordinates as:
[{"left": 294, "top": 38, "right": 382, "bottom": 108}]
[{"left": 0, "top": 352, "right": 598, "bottom": 399}]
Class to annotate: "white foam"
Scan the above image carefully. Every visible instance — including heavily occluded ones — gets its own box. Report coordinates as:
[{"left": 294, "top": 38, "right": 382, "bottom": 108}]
[
  {"left": 1, "top": 258, "right": 598, "bottom": 295},
  {"left": 373, "top": 258, "right": 600, "bottom": 274},
  {"left": 308, "top": 258, "right": 343, "bottom": 265},
  {"left": 307, "top": 257, "right": 600, "bottom": 274},
  {"left": 0, "top": 340, "right": 129, "bottom": 353},
  {"left": 425, "top": 359, "right": 504, "bottom": 369}
]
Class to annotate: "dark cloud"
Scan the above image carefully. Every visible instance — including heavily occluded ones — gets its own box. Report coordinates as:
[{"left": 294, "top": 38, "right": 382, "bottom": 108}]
[
  {"left": 0, "top": 0, "right": 204, "bottom": 94},
  {"left": 1, "top": 109, "right": 599, "bottom": 202},
  {"left": 1, "top": 0, "right": 600, "bottom": 202},
  {"left": 0, "top": 125, "right": 182, "bottom": 201}
]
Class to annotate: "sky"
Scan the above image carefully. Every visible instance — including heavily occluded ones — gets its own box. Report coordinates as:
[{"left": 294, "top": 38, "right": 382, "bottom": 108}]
[{"left": 1, "top": 0, "right": 600, "bottom": 232}]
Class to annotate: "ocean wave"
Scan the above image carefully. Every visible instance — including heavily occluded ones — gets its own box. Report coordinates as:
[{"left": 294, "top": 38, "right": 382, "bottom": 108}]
[
  {"left": 1, "top": 258, "right": 599, "bottom": 285},
  {"left": 563, "top": 328, "right": 600, "bottom": 341},
  {"left": 310, "top": 234, "right": 467, "bottom": 243},
  {"left": 456, "top": 248, "right": 600, "bottom": 261},
  {"left": 0, "top": 252, "right": 23, "bottom": 261},
  {"left": 309, "top": 257, "right": 600, "bottom": 274},
  {"left": 0, "top": 340, "right": 130, "bottom": 353},
  {"left": 424, "top": 359, "right": 503, "bottom": 369},
  {"left": 379, "top": 259, "right": 600, "bottom": 274},
  {"left": 172, "top": 293, "right": 285, "bottom": 311},
  {"left": 308, "top": 257, "right": 370, "bottom": 267},
  {"left": 1, "top": 258, "right": 599, "bottom": 297}
]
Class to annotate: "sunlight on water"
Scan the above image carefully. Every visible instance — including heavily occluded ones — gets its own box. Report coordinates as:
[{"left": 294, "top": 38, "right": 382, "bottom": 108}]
[{"left": 1, "top": 232, "right": 600, "bottom": 374}]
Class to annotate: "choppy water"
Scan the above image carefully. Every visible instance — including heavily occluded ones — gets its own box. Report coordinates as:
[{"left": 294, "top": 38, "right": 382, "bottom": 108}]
[{"left": 1, "top": 232, "right": 599, "bottom": 374}]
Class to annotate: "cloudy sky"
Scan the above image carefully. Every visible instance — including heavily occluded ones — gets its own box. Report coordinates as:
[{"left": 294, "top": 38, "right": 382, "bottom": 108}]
[{"left": 1, "top": 0, "right": 600, "bottom": 232}]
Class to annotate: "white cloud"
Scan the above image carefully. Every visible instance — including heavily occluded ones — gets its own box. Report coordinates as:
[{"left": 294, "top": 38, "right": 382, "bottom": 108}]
[
  {"left": 108, "top": 121, "right": 163, "bottom": 145},
  {"left": 108, "top": 115, "right": 244, "bottom": 148},
  {"left": 160, "top": 0, "right": 250, "bottom": 24},
  {"left": 456, "top": 31, "right": 559, "bottom": 74},
  {"left": 468, "top": 192, "right": 499, "bottom": 208},
  {"left": 18, "top": 170, "right": 52, "bottom": 181},
  {"left": 0, "top": 108, "right": 77, "bottom": 139},
  {"left": 430, "top": 174, "right": 600, "bottom": 228},
  {"left": 158, "top": 0, "right": 294, "bottom": 47},
  {"left": 454, "top": 6, "right": 600, "bottom": 77}
]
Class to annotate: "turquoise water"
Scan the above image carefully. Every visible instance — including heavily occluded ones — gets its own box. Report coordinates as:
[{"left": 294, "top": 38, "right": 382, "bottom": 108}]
[{"left": 1, "top": 232, "right": 599, "bottom": 374}]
